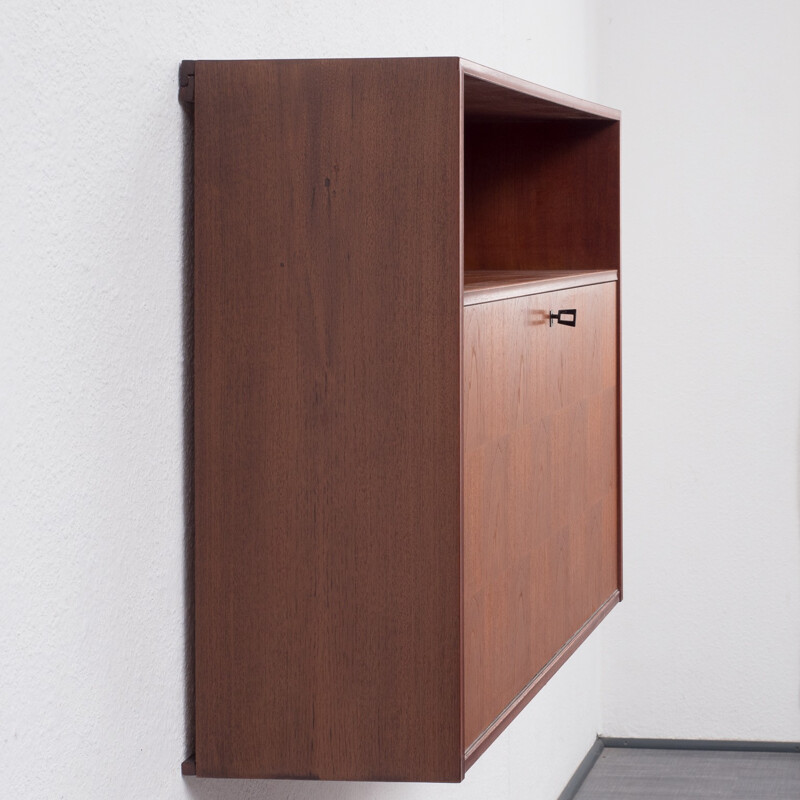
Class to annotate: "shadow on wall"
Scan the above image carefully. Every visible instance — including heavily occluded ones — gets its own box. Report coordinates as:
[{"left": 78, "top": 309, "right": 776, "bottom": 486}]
[{"left": 185, "top": 778, "right": 419, "bottom": 800}]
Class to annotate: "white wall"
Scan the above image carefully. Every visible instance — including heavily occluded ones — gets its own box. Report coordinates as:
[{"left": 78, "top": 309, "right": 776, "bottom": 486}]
[
  {"left": 594, "top": 0, "right": 800, "bottom": 741},
  {"left": 8, "top": 4, "right": 797, "bottom": 798},
  {"left": 0, "top": 2, "right": 603, "bottom": 798}
]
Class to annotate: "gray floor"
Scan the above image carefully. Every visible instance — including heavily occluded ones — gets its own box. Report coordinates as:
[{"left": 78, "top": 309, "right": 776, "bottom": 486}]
[{"left": 573, "top": 748, "right": 800, "bottom": 800}]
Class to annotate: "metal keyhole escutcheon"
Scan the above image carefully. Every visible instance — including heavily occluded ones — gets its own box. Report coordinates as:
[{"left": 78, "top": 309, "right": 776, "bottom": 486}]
[{"left": 549, "top": 309, "right": 577, "bottom": 327}]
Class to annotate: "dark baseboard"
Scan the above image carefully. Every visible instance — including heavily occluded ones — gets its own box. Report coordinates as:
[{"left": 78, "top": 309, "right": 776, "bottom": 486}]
[
  {"left": 600, "top": 737, "right": 800, "bottom": 754},
  {"left": 556, "top": 738, "right": 605, "bottom": 800},
  {"left": 557, "top": 736, "right": 800, "bottom": 799}
]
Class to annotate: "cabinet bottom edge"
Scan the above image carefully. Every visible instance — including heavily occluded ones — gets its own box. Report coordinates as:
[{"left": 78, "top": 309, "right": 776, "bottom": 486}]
[
  {"left": 183, "top": 756, "right": 462, "bottom": 783},
  {"left": 464, "top": 589, "right": 621, "bottom": 771}
]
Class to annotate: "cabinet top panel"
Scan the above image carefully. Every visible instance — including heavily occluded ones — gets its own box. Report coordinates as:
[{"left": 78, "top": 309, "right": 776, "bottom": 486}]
[
  {"left": 461, "top": 59, "right": 620, "bottom": 121},
  {"left": 180, "top": 58, "right": 619, "bottom": 122}
]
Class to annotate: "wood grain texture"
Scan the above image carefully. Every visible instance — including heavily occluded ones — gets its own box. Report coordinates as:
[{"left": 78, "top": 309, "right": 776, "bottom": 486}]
[
  {"left": 464, "top": 270, "right": 617, "bottom": 306},
  {"left": 464, "top": 119, "right": 620, "bottom": 272},
  {"left": 193, "top": 58, "right": 463, "bottom": 781},
  {"left": 465, "top": 590, "right": 619, "bottom": 770},
  {"left": 463, "top": 283, "right": 619, "bottom": 749},
  {"left": 189, "top": 57, "right": 621, "bottom": 782}
]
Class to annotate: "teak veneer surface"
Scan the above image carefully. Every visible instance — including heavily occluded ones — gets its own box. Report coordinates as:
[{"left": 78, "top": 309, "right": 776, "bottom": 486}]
[
  {"left": 193, "top": 58, "right": 462, "bottom": 782},
  {"left": 464, "top": 120, "right": 619, "bottom": 272},
  {"left": 463, "top": 282, "right": 619, "bottom": 746},
  {"left": 188, "top": 56, "right": 621, "bottom": 783}
]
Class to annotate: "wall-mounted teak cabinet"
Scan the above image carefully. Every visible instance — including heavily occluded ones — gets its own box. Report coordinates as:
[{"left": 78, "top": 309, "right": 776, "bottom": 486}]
[{"left": 181, "top": 57, "right": 620, "bottom": 782}]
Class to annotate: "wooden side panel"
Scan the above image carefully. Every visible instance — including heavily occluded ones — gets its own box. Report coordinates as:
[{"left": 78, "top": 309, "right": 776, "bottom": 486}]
[
  {"left": 463, "top": 283, "right": 619, "bottom": 749},
  {"left": 464, "top": 120, "right": 620, "bottom": 272},
  {"left": 193, "top": 58, "right": 463, "bottom": 781}
]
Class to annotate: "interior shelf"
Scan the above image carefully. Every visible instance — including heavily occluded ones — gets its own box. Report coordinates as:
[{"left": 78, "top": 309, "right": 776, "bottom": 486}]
[{"left": 463, "top": 269, "right": 618, "bottom": 306}]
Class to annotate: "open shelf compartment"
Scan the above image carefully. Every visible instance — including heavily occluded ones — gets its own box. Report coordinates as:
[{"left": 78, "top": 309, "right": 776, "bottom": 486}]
[{"left": 461, "top": 61, "right": 620, "bottom": 294}]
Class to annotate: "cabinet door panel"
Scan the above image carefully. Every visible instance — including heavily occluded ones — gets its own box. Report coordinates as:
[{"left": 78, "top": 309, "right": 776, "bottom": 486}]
[{"left": 463, "top": 282, "right": 618, "bottom": 748}]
